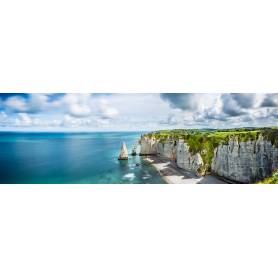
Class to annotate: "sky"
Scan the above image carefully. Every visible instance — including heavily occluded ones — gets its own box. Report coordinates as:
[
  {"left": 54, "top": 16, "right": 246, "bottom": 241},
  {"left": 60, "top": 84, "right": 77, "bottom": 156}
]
[{"left": 0, "top": 93, "right": 277, "bottom": 131}]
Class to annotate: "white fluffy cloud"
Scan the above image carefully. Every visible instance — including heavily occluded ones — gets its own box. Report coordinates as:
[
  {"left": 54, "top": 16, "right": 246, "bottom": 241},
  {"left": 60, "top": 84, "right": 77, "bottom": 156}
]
[
  {"left": 160, "top": 113, "right": 180, "bottom": 125},
  {"left": 0, "top": 111, "right": 8, "bottom": 125},
  {"left": 160, "top": 93, "right": 278, "bottom": 127},
  {"left": 15, "top": 113, "right": 33, "bottom": 126},
  {"left": 3, "top": 94, "right": 51, "bottom": 113},
  {"left": 5, "top": 96, "right": 28, "bottom": 112},
  {"left": 28, "top": 94, "right": 49, "bottom": 112},
  {"left": 62, "top": 94, "right": 93, "bottom": 118},
  {"left": 99, "top": 99, "right": 119, "bottom": 119},
  {"left": 0, "top": 93, "right": 277, "bottom": 130},
  {"left": 62, "top": 114, "right": 91, "bottom": 127}
]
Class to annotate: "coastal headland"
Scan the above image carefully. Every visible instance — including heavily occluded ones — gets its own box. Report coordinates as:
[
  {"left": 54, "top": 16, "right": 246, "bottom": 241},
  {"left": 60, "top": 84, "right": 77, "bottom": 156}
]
[{"left": 139, "top": 127, "right": 278, "bottom": 184}]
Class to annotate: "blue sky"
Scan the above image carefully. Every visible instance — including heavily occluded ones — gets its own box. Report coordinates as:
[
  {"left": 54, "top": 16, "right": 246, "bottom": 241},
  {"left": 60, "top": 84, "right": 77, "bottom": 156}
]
[{"left": 0, "top": 93, "right": 277, "bottom": 131}]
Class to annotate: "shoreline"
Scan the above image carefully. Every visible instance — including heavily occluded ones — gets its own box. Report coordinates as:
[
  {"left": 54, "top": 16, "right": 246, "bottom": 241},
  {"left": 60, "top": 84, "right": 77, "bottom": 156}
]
[{"left": 143, "top": 156, "right": 228, "bottom": 184}]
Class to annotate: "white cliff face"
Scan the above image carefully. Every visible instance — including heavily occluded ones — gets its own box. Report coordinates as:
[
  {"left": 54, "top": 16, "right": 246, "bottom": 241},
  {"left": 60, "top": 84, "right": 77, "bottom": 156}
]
[
  {"left": 139, "top": 136, "right": 157, "bottom": 155},
  {"left": 118, "top": 142, "right": 129, "bottom": 160},
  {"left": 176, "top": 140, "right": 204, "bottom": 175},
  {"left": 140, "top": 137, "right": 204, "bottom": 175},
  {"left": 140, "top": 135, "right": 278, "bottom": 182},
  {"left": 211, "top": 135, "right": 278, "bottom": 183},
  {"left": 156, "top": 141, "right": 177, "bottom": 160},
  {"left": 140, "top": 136, "right": 177, "bottom": 160}
]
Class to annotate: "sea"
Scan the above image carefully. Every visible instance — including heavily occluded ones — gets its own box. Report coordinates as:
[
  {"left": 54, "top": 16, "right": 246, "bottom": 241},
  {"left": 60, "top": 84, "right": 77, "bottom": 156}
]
[{"left": 0, "top": 132, "right": 165, "bottom": 184}]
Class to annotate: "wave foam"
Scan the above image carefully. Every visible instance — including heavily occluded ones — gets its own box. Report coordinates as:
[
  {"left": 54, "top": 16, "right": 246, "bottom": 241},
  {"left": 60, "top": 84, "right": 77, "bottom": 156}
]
[{"left": 123, "top": 173, "right": 135, "bottom": 180}]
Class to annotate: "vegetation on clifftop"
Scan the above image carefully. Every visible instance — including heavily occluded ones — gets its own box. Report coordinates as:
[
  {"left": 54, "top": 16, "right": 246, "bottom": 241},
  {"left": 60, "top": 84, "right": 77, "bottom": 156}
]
[
  {"left": 258, "top": 169, "right": 278, "bottom": 184},
  {"left": 144, "top": 127, "right": 278, "bottom": 174}
]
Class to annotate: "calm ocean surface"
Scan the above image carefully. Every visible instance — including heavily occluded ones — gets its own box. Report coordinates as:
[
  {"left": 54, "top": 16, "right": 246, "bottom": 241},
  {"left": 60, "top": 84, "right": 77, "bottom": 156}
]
[{"left": 0, "top": 132, "right": 165, "bottom": 184}]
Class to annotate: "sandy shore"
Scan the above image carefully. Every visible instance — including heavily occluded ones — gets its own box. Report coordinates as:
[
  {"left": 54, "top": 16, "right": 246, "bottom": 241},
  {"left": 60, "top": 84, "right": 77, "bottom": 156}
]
[{"left": 144, "top": 156, "right": 228, "bottom": 184}]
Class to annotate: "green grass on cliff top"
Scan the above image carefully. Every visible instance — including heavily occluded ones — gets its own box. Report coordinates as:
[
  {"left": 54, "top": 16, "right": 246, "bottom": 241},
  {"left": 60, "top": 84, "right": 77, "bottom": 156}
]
[
  {"left": 144, "top": 127, "right": 278, "bottom": 175},
  {"left": 145, "top": 127, "right": 278, "bottom": 149},
  {"left": 258, "top": 169, "right": 278, "bottom": 184}
]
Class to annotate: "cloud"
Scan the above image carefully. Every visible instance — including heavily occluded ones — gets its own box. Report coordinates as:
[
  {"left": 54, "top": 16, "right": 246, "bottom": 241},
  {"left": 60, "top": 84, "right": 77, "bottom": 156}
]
[
  {"left": 0, "top": 93, "right": 277, "bottom": 131},
  {"left": 270, "top": 108, "right": 278, "bottom": 119},
  {"left": 260, "top": 94, "right": 278, "bottom": 107},
  {"left": 198, "top": 97, "right": 227, "bottom": 121},
  {"left": 3, "top": 94, "right": 51, "bottom": 114},
  {"left": 0, "top": 111, "right": 9, "bottom": 125},
  {"left": 194, "top": 110, "right": 228, "bottom": 122},
  {"left": 159, "top": 113, "right": 179, "bottom": 125},
  {"left": 28, "top": 94, "right": 49, "bottom": 112},
  {"left": 160, "top": 93, "right": 199, "bottom": 111},
  {"left": 62, "top": 114, "right": 92, "bottom": 127},
  {"left": 160, "top": 93, "right": 277, "bottom": 122},
  {"left": 49, "top": 94, "right": 119, "bottom": 119},
  {"left": 230, "top": 93, "right": 256, "bottom": 108},
  {"left": 99, "top": 100, "right": 119, "bottom": 119},
  {"left": 198, "top": 94, "right": 275, "bottom": 124},
  {"left": 2, "top": 94, "right": 94, "bottom": 117},
  {"left": 221, "top": 94, "right": 247, "bottom": 116},
  {"left": 15, "top": 113, "right": 32, "bottom": 126},
  {"left": 63, "top": 94, "right": 93, "bottom": 118},
  {"left": 4, "top": 96, "right": 28, "bottom": 112}
]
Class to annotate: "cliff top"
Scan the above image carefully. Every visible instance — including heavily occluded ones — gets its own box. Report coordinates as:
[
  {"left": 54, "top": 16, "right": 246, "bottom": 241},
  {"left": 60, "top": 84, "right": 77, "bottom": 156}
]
[
  {"left": 144, "top": 127, "right": 278, "bottom": 148},
  {"left": 143, "top": 128, "right": 278, "bottom": 173}
]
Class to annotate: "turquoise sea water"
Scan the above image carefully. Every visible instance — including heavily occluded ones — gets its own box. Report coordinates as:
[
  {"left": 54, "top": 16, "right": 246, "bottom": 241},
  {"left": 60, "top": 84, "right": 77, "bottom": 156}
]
[{"left": 0, "top": 132, "right": 165, "bottom": 184}]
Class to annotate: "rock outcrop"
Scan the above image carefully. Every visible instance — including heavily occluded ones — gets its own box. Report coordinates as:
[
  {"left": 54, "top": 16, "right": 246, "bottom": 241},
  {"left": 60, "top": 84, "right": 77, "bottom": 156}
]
[
  {"left": 140, "top": 137, "right": 204, "bottom": 175},
  {"left": 118, "top": 142, "right": 128, "bottom": 160},
  {"left": 131, "top": 145, "right": 137, "bottom": 156},
  {"left": 139, "top": 134, "right": 278, "bottom": 183},
  {"left": 211, "top": 135, "right": 278, "bottom": 183},
  {"left": 176, "top": 141, "right": 204, "bottom": 176},
  {"left": 139, "top": 136, "right": 157, "bottom": 155}
]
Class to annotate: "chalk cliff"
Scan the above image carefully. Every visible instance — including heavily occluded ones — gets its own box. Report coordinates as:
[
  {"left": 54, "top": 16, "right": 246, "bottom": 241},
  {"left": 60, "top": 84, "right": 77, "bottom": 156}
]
[
  {"left": 176, "top": 141, "right": 205, "bottom": 175},
  {"left": 140, "top": 136, "right": 205, "bottom": 175},
  {"left": 139, "top": 134, "right": 278, "bottom": 183},
  {"left": 139, "top": 136, "right": 157, "bottom": 155},
  {"left": 118, "top": 142, "right": 129, "bottom": 160},
  {"left": 211, "top": 135, "right": 278, "bottom": 183}
]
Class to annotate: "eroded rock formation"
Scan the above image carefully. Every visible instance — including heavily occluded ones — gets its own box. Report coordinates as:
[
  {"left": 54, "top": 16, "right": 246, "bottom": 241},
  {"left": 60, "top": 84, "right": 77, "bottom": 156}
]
[
  {"left": 211, "top": 135, "right": 278, "bottom": 183},
  {"left": 139, "top": 134, "right": 278, "bottom": 183},
  {"left": 118, "top": 142, "right": 129, "bottom": 160}
]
